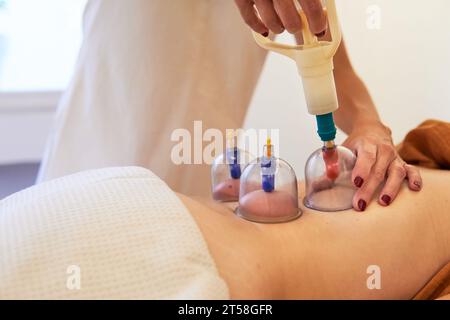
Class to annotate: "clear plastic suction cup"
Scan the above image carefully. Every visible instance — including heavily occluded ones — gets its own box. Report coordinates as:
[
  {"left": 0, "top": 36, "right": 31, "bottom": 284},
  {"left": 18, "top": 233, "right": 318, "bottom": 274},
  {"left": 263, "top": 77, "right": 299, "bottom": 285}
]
[
  {"left": 211, "top": 148, "right": 253, "bottom": 202},
  {"left": 304, "top": 145, "right": 357, "bottom": 212},
  {"left": 236, "top": 147, "right": 302, "bottom": 223}
]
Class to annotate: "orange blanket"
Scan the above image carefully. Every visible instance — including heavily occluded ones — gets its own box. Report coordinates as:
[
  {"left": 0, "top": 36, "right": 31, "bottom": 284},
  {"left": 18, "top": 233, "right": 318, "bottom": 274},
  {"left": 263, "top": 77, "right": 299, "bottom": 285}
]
[
  {"left": 398, "top": 119, "right": 450, "bottom": 169},
  {"left": 414, "top": 263, "right": 450, "bottom": 300}
]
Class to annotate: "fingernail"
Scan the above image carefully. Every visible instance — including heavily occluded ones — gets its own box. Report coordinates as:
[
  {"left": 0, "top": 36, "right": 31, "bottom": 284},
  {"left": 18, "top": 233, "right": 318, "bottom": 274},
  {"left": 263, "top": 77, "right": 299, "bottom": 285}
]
[
  {"left": 354, "top": 176, "right": 364, "bottom": 188},
  {"left": 315, "top": 30, "right": 326, "bottom": 37},
  {"left": 381, "top": 195, "right": 391, "bottom": 206},
  {"left": 262, "top": 32, "right": 269, "bottom": 37},
  {"left": 414, "top": 181, "right": 422, "bottom": 190},
  {"left": 358, "top": 199, "right": 367, "bottom": 212}
]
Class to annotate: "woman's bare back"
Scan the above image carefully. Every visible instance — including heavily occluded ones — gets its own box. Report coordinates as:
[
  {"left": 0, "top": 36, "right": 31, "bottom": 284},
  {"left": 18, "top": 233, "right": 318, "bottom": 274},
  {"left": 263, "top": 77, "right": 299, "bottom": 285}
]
[{"left": 181, "top": 168, "right": 450, "bottom": 299}]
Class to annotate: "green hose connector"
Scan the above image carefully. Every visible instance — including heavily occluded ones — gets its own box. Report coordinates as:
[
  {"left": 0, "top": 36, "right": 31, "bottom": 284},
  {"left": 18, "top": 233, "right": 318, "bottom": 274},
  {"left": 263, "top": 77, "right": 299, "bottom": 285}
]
[{"left": 316, "top": 113, "right": 337, "bottom": 142}]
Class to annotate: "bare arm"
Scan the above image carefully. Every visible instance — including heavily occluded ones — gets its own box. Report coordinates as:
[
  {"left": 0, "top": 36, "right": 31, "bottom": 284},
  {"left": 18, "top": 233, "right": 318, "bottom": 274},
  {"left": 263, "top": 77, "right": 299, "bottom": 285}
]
[
  {"left": 332, "top": 40, "right": 423, "bottom": 212},
  {"left": 333, "top": 40, "right": 381, "bottom": 134}
]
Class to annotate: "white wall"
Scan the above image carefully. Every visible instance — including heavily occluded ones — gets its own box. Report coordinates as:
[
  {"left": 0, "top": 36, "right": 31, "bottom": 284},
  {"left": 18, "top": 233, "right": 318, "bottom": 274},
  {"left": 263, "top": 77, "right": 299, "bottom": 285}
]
[{"left": 245, "top": 0, "right": 450, "bottom": 179}]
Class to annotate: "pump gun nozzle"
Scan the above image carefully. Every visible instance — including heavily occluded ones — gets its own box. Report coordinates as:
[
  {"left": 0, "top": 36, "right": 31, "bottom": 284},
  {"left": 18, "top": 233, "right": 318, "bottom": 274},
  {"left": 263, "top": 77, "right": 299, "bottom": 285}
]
[{"left": 316, "top": 113, "right": 337, "bottom": 143}]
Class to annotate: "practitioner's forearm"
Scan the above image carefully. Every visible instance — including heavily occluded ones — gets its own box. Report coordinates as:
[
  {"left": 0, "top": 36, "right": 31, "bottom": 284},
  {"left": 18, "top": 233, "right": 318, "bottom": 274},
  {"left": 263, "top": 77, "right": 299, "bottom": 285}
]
[{"left": 332, "top": 41, "right": 382, "bottom": 135}]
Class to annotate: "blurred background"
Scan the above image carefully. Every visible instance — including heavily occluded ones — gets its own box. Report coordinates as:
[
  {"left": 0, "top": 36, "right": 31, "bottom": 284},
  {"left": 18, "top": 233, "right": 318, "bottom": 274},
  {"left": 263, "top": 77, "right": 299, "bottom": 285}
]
[
  {"left": 1, "top": 0, "right": 449, "bottom": 199},
  {"left": 0, "top": 0, "right": 86, "bottom": 198}
]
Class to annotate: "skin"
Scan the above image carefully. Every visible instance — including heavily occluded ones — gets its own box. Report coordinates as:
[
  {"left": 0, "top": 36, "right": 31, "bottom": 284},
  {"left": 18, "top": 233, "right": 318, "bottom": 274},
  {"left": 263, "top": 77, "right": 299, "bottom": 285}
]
[
  {"left": 239, "top": 189, "right": 299, "bottom": 220},
  {"left": 184, "top": 169, "right": 450, "bottom": 299},
  {"left": 213, "top": 179, "right": 240, "bottom": 202},
  {"left": 235, "top": 1, "right": 422, "bottom": 210},
  {"left": 323, "top": 147, "right": 340, "bottom": 180},
  {"left": 235, "top": 0, "right": 327, "bottom": 36}
]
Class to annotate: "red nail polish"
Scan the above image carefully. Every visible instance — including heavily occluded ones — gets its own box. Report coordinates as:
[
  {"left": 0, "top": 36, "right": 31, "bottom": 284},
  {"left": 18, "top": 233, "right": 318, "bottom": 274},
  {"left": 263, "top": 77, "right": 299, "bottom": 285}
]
[
  {"left": 262, "top": 32, "right": 269, "bottom": 37},
  {"left": 354, "top": 177, "right": 364, "bottom": 188},
  {"left": 315, "top": 30, "right": 326, "bottom": 37},
  {"left": 358, "top": 199, "right": 367, "bottom": 212},
  {"left": 381, "top": 195, "right": 391, "bottom": 206}
]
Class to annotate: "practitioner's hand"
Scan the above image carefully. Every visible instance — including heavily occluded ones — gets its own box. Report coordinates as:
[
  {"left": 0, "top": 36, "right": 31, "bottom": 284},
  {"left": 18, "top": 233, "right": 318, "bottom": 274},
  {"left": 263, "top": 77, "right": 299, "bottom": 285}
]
[
  {"left": 343, "top": 121, "right": 422, "bottom": 212},
  {"left": 234, "top": 0, "right": 327, "bottom": 37}
]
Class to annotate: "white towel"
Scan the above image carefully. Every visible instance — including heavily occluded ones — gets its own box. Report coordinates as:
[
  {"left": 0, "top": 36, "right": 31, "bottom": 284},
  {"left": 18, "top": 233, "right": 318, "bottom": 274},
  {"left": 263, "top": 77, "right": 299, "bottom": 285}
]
[{"left": 0, "top": 167, "right": 229, "bottom": 299}]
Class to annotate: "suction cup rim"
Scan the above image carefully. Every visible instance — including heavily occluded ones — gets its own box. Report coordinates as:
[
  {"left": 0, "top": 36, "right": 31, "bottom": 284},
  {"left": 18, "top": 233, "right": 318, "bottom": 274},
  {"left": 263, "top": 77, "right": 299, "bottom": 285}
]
[
  {"left": 235, "top": 206, "right": 303, "bottom": 224},
  {"left": 303, "top": 197, "right": 353, "bottom": 212}
]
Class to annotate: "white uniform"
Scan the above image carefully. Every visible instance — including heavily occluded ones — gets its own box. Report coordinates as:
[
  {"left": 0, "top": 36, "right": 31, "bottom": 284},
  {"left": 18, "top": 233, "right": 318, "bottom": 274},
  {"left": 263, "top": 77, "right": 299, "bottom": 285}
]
[
  {"left": 1, "top": 167, "right": 229, "bottom": 299},
  {"left": 38, "top": 0, "right": 267, "bottom": 197}
]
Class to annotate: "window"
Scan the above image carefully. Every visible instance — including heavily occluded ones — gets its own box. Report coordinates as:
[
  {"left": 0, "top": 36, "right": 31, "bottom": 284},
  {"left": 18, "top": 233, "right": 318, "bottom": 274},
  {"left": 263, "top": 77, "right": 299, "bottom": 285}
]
[
  {"left": 0, "top": 0, "right": 87, "bottom": 92},
  {"left": 0, "top": 0, "right": 87, "bottom": 165}
]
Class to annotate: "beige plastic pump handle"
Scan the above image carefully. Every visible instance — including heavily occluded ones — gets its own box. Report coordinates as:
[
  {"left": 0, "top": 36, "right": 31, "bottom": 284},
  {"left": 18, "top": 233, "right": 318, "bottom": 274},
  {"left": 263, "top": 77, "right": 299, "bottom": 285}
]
[
  {"left": 252, "top": 0, "right": 343, "bottom": 116},
  {"left": 252, "top": 0, "right": 342, "bottom": 60}
]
